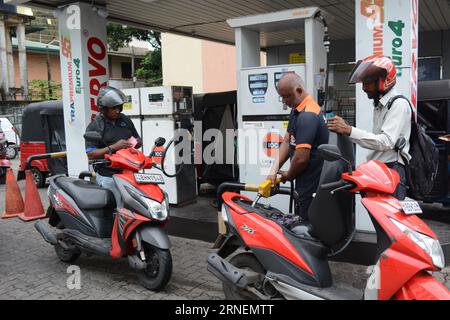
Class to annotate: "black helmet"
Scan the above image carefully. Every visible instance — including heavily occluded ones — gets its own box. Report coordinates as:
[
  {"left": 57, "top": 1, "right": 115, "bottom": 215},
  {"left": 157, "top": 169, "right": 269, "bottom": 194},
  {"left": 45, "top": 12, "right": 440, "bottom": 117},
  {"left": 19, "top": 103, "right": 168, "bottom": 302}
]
[{"left": 97, "top": 86, "right": 127, "bottom": 111}]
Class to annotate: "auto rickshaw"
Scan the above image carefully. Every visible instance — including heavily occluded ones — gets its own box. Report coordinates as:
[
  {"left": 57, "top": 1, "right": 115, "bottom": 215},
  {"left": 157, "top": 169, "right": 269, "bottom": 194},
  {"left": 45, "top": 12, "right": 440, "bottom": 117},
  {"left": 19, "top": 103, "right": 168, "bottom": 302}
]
[
  {"left": 18, "top": 101, "right": 67, "bottom": 187},
  {"left": 417, "top": 80, "right": 450, "bottom": 206}
]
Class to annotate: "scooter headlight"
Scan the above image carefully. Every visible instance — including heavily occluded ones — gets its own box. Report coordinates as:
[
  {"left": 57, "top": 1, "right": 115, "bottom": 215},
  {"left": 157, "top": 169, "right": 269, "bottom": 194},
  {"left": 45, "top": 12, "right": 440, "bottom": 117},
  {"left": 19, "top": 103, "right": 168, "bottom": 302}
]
[
  {"left": 390, "top": 218, "right": 445, "bottom": 269},
  {"left": 141, "top": 196, "right": 169, "bottom": 221},
  {"left": 126, "top": 186, "right": 169, "bottom": 221}
]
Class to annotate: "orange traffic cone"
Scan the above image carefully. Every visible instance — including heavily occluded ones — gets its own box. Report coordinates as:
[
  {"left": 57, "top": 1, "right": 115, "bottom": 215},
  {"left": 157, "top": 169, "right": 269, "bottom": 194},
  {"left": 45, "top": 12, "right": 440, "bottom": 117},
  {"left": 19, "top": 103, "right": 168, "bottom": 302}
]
[
  {"left": 18, "top": 170, "right": 46, "bottom": 222},
  {"left": 1, "top": 168, "right": 24, "bottom": 219}
]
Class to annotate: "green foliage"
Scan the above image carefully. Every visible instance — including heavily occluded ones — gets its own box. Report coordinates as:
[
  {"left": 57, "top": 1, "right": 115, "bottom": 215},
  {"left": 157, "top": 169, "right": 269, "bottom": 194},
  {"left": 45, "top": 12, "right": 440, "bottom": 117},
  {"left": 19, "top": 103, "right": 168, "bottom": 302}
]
[
  {"left": 136, "top": 48, "right": 162, "bottom": 86},
  {"left": 107, "top": 23, "right": 162, "bottom": 85},
  {"left": 28, "top": 80, "right": 61, "bottom": 100},
  {"left": 107, "top": 23, "right": 161, "bottom": 51}
]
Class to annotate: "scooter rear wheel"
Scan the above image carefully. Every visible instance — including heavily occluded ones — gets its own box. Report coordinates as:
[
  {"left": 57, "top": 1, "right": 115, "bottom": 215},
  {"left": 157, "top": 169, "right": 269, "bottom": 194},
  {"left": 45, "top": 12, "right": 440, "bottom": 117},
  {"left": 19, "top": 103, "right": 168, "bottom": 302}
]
[
  {"left": 136, "top": 244, "right": 172, "bottom": 292},
  {"left": 54, "top": 243, "right": 81, "bottom": 263},
  {"left": 223, "top": 252, "right": 266, "bottom": 300}
]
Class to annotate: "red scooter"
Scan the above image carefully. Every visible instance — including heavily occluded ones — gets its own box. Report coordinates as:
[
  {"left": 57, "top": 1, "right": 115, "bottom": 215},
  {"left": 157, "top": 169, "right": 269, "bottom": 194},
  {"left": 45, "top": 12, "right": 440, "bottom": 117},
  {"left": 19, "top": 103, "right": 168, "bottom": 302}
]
[
  {"left": 35, "top": 132, "right": 176, "bottom": 291},
  {"left": 208, "top": 138, "right": 450, "bottom": 300}
]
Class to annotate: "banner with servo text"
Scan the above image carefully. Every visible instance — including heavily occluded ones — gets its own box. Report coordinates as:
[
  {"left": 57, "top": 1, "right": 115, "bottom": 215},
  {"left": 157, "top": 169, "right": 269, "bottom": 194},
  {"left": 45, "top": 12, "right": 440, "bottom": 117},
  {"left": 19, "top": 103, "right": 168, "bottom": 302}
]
[
  {"left": 355, "top": 0, "right": 419, "bottom": 232},
  {"left": 58, "top": 2, "right": 109, "bottom": 177}
]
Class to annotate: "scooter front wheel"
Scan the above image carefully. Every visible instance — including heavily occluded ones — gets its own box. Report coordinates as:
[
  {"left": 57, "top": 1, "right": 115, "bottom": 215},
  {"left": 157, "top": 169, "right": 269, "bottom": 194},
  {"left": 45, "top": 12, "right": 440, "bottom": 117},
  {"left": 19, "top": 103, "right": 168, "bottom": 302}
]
[{"left": 136, "top": 244, "right": 172, "bottom": 292}]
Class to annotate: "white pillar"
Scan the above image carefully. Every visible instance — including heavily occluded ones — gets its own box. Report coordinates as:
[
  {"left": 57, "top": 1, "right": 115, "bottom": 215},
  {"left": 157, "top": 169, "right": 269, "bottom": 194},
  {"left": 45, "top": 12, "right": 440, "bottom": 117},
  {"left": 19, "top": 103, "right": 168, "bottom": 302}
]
[
  {"left": 5, "top": 27, "right": 15, "bottom": 90},
  {"left": 17, "top": 23, "right": 28, "bottom": 99},
  {"left": 234, "top": 27, "right": 260, "bottom": 69},
  {"left": 57, "top": 2, "right": 109, "bottom": 176},
  {"left": 0, "top": 19, "right": 9, "bottom": 99},
  {"left": 305, "top": 18, "right": 326, "bottom": 102},
  {"left": 355, "top": 0, "right": 419, "bottom": 232}
]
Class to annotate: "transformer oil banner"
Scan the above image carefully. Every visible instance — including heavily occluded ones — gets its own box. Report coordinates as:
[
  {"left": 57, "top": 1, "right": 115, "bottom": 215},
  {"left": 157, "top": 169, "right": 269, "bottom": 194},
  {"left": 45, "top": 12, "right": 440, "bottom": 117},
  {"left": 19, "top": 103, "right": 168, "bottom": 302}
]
[
  {"left": 356, "top": 0, "right": 418, "bottom": 108},
  {"left": 354, "top": 0, "right": 418, "bottom": 231},
  {"left": 58, "top": 2, "right": 109, "bottom": 176}
]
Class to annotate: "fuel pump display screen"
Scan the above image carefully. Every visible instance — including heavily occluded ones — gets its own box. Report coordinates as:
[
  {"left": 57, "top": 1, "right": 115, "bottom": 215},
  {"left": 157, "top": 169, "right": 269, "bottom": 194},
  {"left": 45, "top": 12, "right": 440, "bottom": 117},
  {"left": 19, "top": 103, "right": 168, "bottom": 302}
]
[
  {"left": 248, "top": 73, "right": 268, "bottom": 97},
  {"left": 148, "top": 93, "right": 164, "bottom": 102},
  {"left": 274, "top": 71, "right": 294, "bottom": 88}
]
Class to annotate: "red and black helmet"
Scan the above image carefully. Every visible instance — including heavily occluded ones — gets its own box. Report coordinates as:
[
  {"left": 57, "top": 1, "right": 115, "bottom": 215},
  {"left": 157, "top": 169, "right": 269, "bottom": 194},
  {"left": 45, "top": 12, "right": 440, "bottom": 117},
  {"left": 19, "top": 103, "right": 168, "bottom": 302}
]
[{"left": 348, "top": 55, "right": 397, "bottom": 93}]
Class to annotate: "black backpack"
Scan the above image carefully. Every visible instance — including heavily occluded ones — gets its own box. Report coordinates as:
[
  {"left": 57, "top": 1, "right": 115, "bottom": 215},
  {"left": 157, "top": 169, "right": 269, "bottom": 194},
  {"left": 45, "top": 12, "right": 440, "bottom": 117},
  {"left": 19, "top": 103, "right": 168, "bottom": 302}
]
[{"left": 387, "top": 95, "right": 439, "bottom": 199}]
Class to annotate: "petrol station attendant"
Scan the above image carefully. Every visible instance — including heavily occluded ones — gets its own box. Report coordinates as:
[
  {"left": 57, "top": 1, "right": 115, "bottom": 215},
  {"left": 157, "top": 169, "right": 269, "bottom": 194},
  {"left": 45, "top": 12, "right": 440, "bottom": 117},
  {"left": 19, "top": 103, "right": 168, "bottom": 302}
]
[
  {"left": 268, "top": 73, "right": 329, "bottom": 220},
  {"left": 85, "top": 86, "right": 142, "bottom": 204}
]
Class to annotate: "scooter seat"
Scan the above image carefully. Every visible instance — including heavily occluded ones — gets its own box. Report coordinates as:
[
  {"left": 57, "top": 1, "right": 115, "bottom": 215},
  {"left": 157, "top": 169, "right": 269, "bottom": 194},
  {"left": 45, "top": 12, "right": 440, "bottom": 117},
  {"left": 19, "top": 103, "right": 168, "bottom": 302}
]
[{"left": 54, "top": 176, "right": 116, "bottom": 210}]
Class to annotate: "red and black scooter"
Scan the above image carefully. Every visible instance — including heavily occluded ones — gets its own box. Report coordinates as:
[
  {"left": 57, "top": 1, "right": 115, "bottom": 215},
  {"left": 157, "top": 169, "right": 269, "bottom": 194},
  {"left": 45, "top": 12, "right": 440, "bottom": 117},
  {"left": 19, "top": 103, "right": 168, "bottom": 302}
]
[
  {"left": 208, "top": 137, "right": 450, "bottom": 300},
  {"left": 35, "top": 132, "right": 176, "bottom": 291}
]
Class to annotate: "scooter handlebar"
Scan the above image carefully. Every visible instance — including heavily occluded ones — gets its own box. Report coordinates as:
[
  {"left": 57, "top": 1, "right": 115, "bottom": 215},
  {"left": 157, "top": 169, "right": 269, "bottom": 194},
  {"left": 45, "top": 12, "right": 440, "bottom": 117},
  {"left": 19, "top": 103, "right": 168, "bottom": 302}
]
[{"left": 321, "top": 180, "right": 356, "bottom": 194}]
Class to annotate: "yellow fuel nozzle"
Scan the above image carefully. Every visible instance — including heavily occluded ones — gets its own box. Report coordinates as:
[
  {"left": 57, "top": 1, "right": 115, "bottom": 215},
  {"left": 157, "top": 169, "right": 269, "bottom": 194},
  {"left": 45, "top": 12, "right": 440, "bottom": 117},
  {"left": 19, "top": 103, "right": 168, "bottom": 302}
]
[{"left": 258, "top": 178, "right": 281, "bottom": 198}]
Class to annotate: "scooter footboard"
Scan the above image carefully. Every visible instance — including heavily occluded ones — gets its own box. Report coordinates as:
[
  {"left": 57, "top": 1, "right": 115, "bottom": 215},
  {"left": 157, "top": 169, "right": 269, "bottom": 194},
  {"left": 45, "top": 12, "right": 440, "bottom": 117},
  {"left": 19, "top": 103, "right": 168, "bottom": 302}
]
[
  {"left": 395, "top": 271, "right": 450, "bottom": 300},
  {"left": 207, "top": 254, "right": 248, "bottom": 289}
]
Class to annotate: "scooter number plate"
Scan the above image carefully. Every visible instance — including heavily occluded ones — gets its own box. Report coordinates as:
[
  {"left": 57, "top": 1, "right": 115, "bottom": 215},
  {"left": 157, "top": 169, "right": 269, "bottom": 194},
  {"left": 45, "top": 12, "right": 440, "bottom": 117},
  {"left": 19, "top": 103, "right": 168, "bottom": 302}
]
[
  {"left": 400, "top": 199, "right": 423, "bottom": 215},
  {"left": 134, "top": 173, "right": 165, "bottom": 184}
]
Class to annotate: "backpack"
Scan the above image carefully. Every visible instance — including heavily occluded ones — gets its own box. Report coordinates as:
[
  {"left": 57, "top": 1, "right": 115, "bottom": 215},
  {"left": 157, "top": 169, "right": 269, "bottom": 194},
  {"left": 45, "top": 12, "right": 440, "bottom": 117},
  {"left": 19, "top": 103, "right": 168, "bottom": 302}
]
[{"left": 387, "top": 95, "right": 439, "bottom": 199}]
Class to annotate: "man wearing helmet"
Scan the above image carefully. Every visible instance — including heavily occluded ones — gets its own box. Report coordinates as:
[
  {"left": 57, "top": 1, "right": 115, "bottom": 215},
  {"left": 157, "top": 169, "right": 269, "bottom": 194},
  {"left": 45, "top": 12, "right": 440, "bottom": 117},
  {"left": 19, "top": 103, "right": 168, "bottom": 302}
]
[
  {"left": 327, "top": 55, "right": 411, "bottom": 199},
  {"left": 85, "top": 86, "right": 142, "bottom": 203}
]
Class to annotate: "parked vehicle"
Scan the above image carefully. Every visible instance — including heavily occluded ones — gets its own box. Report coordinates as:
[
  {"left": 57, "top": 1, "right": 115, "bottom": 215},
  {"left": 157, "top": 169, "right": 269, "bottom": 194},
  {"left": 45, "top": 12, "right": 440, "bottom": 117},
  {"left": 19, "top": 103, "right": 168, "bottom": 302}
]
[
  {"left": 0, "top": 117, "right": 20, "bottom": 160},
  {"left": 0, "top": 130, "right": 11, "bottom": 184},
  {"left": 18, "top": 101, "right": 66, "bottom": 187},
  {"left": 35, "top": 133, "right": 176, "bottom": 291},
  {"left": 417, "top": 80, "right": 450, "bottom": 207},
  {"left": 208, "top": 136, "right": 450, "bottom": 300}
]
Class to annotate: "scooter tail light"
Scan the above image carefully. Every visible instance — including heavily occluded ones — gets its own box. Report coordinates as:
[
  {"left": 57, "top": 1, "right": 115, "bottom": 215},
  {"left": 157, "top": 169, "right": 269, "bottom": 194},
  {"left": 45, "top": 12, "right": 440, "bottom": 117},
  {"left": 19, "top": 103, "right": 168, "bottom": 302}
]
[{"left": 220, "top": 204, "right": 229, "bottom": 223}]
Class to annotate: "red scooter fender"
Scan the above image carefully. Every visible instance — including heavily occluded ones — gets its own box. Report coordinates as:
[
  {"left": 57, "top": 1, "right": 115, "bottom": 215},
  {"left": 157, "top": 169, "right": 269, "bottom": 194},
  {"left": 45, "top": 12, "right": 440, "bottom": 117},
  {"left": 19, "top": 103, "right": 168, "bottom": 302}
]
[
  {"left": 135, "top": 224, "right": 172, "bottom": 250},
  {"left": 395, "top": 271, "right": 450, "bottom": 300}
]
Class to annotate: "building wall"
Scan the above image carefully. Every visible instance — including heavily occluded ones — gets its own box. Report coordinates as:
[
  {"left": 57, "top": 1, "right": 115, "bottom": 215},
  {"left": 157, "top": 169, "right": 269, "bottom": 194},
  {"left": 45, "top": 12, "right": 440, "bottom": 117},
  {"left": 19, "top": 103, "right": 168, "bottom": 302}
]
[
  {"left": 13, "top": 51, "right": 61, "bottom": 88},
  {"left": 109, "top": 55, "right": 132, "bottom": 79},
  {"left": 161, "top": 33, "right": 204, "bottom": 93},
  {"left": 201, "top": 39, "right": 237, "bottom": 93},
  {"left": 11, "top": 50, "right": 140, "bottom": 93},
  {"left": 162, "top": 33, "right": 267, "bottom": 94}
]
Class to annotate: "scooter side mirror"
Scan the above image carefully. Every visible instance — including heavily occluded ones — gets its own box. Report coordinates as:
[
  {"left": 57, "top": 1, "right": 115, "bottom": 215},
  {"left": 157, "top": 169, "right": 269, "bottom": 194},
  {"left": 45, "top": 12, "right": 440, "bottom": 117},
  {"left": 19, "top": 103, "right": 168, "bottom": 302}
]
[
  {"left": 318, "top": 144, "right": 342, "bottom": 162},
  {"left": 154, "top": 137, "right": 166, "bottom": 147},
  {"left": 395, "top": 137, "right": 407, "bottom": 152},
  {"left": 84, "top": 131, "right": 103, "bottom": 142},
  {"left": 319, "top": 144, "right": 354, "bottom": 175}
]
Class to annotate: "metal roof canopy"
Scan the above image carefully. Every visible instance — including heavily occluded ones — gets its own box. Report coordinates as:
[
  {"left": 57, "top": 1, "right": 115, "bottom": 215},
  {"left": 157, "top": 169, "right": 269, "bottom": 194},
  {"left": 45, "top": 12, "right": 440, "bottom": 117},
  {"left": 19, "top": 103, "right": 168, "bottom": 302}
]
[
  {"left": 227, "top": 7, "right": 327, "bottom": 49},
  {"left": 5, "top": 0, "right": 450, "bottom": 47},
  {"left": 227, "top": 7, "right": 321, "bottom": 31}
]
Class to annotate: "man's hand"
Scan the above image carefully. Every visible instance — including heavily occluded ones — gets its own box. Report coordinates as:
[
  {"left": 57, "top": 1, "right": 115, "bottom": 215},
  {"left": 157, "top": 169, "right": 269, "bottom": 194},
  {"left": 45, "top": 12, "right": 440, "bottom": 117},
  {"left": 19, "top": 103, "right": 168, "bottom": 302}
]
[
  {"left": 111, "top": 139, "right": 133, "bottom": 152},
  {"left": 327, "top": 116, "right": 352, "bottom": 136},
  {"left": 267, "top": 174, "right": 278, "bottom": 185},
  {"left": 279, "top": 170, "right": 291, "bottom": 183}
]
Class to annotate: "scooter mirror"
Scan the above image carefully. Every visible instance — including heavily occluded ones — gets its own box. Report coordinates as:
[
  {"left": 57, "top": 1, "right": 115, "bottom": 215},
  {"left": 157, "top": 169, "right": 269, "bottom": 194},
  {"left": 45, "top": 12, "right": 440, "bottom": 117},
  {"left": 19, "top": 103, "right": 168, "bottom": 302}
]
[
  {"left": 318, "top": 144, "right": 342, "bottom": 162},
  {"left": 395, "top": 137, "right": 407, "bottom": 152},
  {"left": 84, "top": 131, "right": 103, "bottom": 142},
  {"left": 154, "top": 137, "right": 166, "bottom": 147}
]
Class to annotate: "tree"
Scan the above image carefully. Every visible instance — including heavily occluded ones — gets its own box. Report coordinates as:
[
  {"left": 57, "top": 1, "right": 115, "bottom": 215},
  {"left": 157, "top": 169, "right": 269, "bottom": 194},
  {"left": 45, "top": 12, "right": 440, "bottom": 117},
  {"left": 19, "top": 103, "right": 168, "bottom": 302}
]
[
  {"left": 136, "top": 49, "right": 162, "bottom": 86},
  {"left": 107, "top": 23, "right": 162, "bottom": 85}
]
